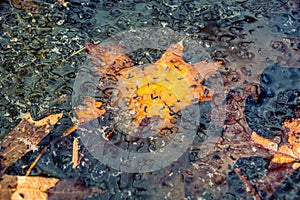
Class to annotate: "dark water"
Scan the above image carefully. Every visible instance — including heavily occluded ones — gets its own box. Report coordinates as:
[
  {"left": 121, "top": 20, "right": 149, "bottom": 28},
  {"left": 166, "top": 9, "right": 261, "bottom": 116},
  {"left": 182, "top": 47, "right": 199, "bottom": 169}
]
[{"left": 0, "top": 0, "right": 299, "bottom": 199}]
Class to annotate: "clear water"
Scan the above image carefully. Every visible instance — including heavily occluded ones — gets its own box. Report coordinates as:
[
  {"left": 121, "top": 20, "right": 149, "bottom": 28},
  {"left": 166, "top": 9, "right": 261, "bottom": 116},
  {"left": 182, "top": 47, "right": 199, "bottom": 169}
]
[{"left": 0, "top": 0, "right": 299, "bottom": 199}]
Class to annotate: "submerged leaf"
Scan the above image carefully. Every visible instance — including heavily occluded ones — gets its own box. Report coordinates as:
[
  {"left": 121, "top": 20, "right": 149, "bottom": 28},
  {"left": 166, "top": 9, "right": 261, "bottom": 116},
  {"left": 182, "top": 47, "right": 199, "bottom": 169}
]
[
  {"left": 65, "top": 97, "right": 106, "bottom": 136},
  {"left": 10, "top": 0, "right": 68, "bottom": 13},
  {"left": 0, "top": 113, "right": 62, "bottom": 171},
  {"left": 86, "top": 42, "right": 221, "bottom": 131},
  {"left": 74, "top": 97, "right": 106, "bottom": 125},
  {"left": 0, "top": 175, "right": 103, "bottom": 200},
  {"left": 117, "top": 43, "right": 221, "bottom": 124},
  {"left": 251, "top": 118, "right": 300, "bottom": 167},
  {"left": 0, "top": 175, "right": 59, "bottom": 200},
  {"left": 47, "top": 179, "right": 105, "bottom": 200},
  {"left": 251, "top": 132, "right": 278, "bottom": 152}
]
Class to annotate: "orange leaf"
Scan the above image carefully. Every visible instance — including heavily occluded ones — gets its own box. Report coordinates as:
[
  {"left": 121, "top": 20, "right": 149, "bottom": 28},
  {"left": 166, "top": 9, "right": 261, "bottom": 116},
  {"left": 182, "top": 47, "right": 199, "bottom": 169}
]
[
  {"left": 292, "top": 162, "right": 300, "bottom": 170},
  {"left": 284, "top": 118, "right": 300, "bottom": 157},
  {"left": 86, "top": 41, "right": 221, "bottom": 131},
  {"left": 117, "top": 43, "right": 221, "bottom": 124},
  {"left": 251, "top": 131, "right": 278, "bottom": 151},
  {"left": 74, "top": 97, "right": 106, "bottom": 125},
  {"left": 272, "top": 153, "right": 296, "bottom": 164},
  {"left": 252, "top": 118, "right": 300, "bottom": 166}
]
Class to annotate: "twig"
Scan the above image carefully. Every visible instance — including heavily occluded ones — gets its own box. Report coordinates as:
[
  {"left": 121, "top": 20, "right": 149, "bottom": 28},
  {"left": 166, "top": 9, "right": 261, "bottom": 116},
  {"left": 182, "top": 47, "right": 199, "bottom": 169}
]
[
  {"left": 72, "top": 137, "right": 79, "bottom": 169},
  {"left": 64, "top": 124, "right": 78, "bottom": 136},
  {"left": 65, "top": 46, "right": 86, "bottom": 61},
  {"left": 77, "top": 148, "right": 85, "bottom": 167},
  {"left": 25, "top": 146, "right": 47, "bottom": 176}
]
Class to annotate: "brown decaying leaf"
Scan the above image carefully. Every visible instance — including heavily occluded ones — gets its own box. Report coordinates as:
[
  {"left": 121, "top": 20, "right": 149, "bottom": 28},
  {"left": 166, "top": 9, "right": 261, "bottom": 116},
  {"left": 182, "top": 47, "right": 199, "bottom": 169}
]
[
  {"left": 222, "top": 90, "right": 300, "bottom": 198},
  {"left": 10, "top": 0, "right": 68, "bottom": 13},
  {"left": 256, "top": 162, "right": 294, "bottom": 197},
  {"left": 0, "top": 174, "right": 59, "bottom": 200},
  {"left": 214, "top": 84, "right": 270, "bottom": 173},
  {"left": 0, "top": 113, "right": 62, "bottom": 172},
  {"left": 183, "top": 84, "right": 270, "bottom": 198},
  {"left": 47, "top": 179, "right": 106, "bottom": 200},
  {"left": 234, "top": 168, "right": 262, "bottom": 200},
  {"left": 11, "top": 0, "right": 40, "bottom": 13}
]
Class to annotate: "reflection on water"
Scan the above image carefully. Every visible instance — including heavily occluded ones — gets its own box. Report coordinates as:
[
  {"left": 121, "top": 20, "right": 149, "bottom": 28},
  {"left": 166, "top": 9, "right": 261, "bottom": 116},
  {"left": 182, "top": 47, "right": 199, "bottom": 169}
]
[{"left": 0, "top": 0, "right": 299, "bottom": 199}]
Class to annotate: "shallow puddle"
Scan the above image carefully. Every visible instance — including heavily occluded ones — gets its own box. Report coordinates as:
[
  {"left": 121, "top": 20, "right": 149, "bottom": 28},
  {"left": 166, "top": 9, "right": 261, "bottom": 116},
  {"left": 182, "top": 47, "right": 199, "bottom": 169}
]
[{"left": 0, "top": 0, "right": 299, "bottom": 199}]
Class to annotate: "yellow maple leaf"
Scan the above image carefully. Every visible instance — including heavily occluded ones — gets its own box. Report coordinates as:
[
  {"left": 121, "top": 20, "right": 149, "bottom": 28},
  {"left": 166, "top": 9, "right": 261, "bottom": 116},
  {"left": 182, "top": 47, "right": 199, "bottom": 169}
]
[{"left": 86, "top": 41, "right": 221, "bottom": 131}]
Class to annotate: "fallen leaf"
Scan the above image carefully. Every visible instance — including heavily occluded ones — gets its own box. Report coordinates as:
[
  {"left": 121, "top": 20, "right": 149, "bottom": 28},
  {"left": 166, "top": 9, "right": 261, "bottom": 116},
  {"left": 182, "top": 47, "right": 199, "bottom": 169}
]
[
  {"left": 117, "top": 43, "right": 221, "bottom": 124},
  {"left": 56, "top": 0, "right": 68, "bottom": 6},
  {"left": 285, "top": 118, "right": 300, "bottom": 157},
  {"left": 47, "top": 179, "right": 106, "bottom": 200},
  {"left": 271, "top": 152, "right": 296, "bottom": 164},
  {"left": 10, "top": 0, "right": 68, "bottom": 13},
  {"left": 255, "top": 161, "right": 295, "bottom": 198},
  {"left": 64, "top": 97, "right": 106, "bottom": 136},
  {"left": 0, "top": 175, "right": 104, "bottom": 200},
  {"left": 251, "top": 118, "right": 300, "bottom": 167},
  {"left": 11, "top": 0, "right": 40, "bottom": 13},
  {"left": 74, "top": 97, "right": 106, "bottom": 125},
  {"left": 249, "top": 118, "right": 300, "bottom": 197},
  {"left": 0, "top": 174, "right": 59, "bottom": 200},
  {"left": 85, "top": 41, "right": 221, "bottom": 132},
  {"left": 0, "top": 113, "right": 62, "bottom": 172},
  {"left": 183, "top": 85, "right": 269, "bottom": 199},
  {"left": 86, "top": 43, "right": 133, "bottom": 71},
  {"left": 251, "top": 132, "right": 278, "bottom": 152},
  {"left": 234, "top": 168, "right": 262, "bottom": 200}
]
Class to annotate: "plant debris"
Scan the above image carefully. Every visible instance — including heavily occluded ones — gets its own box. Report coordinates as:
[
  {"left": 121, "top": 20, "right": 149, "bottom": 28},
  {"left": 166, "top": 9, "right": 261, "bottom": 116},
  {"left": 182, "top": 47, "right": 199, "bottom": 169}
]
[
  {"left": 86, "top": 41, "right": 222, "bottom": 132},
  {"left": 0, "top": 174, "right": 59, "bottom": 200},
  {"left": 252, "top": 118, "right": 300, "bottom": 169},
  {"left": 0, "top": 175, "right": 104, "bottom": 200},
  {"left": 0, "top": 113, "right": 62, "bottom": 173}
]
